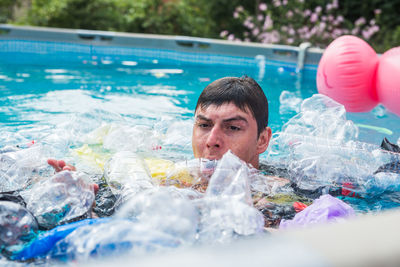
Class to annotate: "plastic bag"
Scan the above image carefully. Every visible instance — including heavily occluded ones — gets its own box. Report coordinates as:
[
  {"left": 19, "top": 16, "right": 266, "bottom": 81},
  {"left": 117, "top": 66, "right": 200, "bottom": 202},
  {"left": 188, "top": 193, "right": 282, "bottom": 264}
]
[{"left": 280, "top": 194, "right": 355, "bottom": 229}]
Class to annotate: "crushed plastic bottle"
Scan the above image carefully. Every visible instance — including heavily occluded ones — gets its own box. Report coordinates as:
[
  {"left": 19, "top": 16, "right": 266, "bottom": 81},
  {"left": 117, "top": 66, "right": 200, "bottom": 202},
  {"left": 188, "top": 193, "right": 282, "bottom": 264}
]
[
  {"left": 0, "top": 201, "right": 38, "bottom": 256},
  {"left": 0, "top": 145, "right": 49, "bottom": 192},
  {"left": 205, "top": 150, "right": 253, "bottom": 204},
  {"left": 103, "top": 151, "right": 155, "bottom": 201},
  {"left": 115, "top": 187, "right": 198, "bottom": 243},
  {"left": 12, "top": 218, "right": 111, "bottom": 261},
  {"left": 50, "top": 219, "right": 181, "bottom": 262},
  {"left": 23, "top": 171, "right": 95, "bottom": 229},
  {"left": 196, "top": 151, "right": 265, "bottom": 243},
  {"left": 81, "top": 123, "right": 161, "bottom": 154}
]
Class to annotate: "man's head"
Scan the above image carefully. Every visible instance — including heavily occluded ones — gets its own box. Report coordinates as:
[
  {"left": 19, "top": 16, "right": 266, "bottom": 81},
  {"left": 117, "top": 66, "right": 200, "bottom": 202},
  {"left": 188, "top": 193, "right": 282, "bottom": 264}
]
[{"left": 192, "top": 76, "right": 271, "bottom": 168}]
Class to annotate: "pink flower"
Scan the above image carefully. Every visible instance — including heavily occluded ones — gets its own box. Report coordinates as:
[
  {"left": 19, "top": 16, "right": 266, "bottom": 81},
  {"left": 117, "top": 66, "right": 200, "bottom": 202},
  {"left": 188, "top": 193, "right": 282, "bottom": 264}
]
[
  {"left": 310, "top": 26, "right": 318, "bottom": 35},
  {"left": 287, "top": 37, "right": 294, "bottom": 44},
  {"left": 337, "top": 15, "right": 344, "bottom": 23},
  {"left": 304, "top": 9, "right": 311, "bottom": 17},
  {"left": 247, "top": 22, "right": 255, "bottom": 29},
  {"left": 257, "top": 15, "right": 264, "bottom": 21},
  {"left": 370, "top": 19, "right": 376, "bottom": 25},
  {"left": 244, "top": 19, "right": 255, "bottom": 29},
  {"left": 332, "top": 29, "right": 342, "bottom": 37},
  {"left": 310, "top": 13, "right": 318, "bottom": 23},
  {"left": 326, "top": 3, "right": 333, "bottom": 11},
  {"left": 371, "top": 25, "right": 380, "bottom": 33},
  {"left": 374, "top": 9, "right": 381, "bottom": 15},
  {"left": 282, "top": 0, "right": 288, "bottom": 5},
  {"left": 252, "top": 28, "right": 260, "bottom": 36},
  {"left": 298, "top": 0, "right": 304, "bottom": 3},
  {"left": 351, "top": 27, "right": 359, "bottom": 35},
  {"left": 227, "top": 34, "right": 235, "bottom": 41},
  {"left": 233, "top": 11, "right": 239, "bottom": 18},
  {"left": 315, "top": 6, "right": 322, "bottom": 14},
  {"left": 271, "top": 30, "right": 280, "bottom": 43},
  {"left": 259, "top": 3, "right": 267, "bottom": 11},
  {"left": 236, "top": 6, "right": 244, "bottom": 12},
  {"left": 273, "top": 0, "right": 281, "bottom": 7},
  {"left": 332, "top": 0, "right": 338, "bottom": 8},
  {"left": 220, "top": 30, "right": 229, "bottom": 38},
  {"left": 288, "top": 27, "right": 295, "bottom": 35},
  {"left": 286, "top": 10, "right": 293, "bottom": 18},
  {"left": 355, "top": 17, "right": 366, "bottom": 26},
  {"left": 362, "top": 29, "right": 372, "bottom": 40}
]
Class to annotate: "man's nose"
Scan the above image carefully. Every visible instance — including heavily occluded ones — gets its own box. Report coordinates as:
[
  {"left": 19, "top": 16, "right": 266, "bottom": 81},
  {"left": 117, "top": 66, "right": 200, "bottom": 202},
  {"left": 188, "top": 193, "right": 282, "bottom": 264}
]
[{"left": 206, "top": 126, "right": 222, "bottom": 148}]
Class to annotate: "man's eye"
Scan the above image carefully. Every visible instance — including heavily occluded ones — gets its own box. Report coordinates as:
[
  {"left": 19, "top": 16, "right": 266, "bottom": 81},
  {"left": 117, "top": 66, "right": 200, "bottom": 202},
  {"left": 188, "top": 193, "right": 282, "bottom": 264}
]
[
  {"left": 199, "top": 123, "right": 210, "bottom": 128},
  {"left": 228, "top": 125, "right": 241, "bottom": 131}
]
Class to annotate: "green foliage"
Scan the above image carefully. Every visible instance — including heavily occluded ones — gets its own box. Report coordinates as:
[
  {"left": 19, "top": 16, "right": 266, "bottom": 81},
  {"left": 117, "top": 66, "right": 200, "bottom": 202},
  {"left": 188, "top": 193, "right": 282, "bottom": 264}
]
[
  {"left": 15, "top": 0, "right": 219, "bottom": 37},
  {"left": 0, "top": 0, "right": 20, "bottom": 23}
]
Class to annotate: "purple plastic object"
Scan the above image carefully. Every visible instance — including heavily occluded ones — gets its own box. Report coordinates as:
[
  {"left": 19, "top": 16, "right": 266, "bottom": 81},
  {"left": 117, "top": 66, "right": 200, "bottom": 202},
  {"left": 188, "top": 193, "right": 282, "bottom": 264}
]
[{"left": 279, "top": 194, "right": 355, "bottom": 229}]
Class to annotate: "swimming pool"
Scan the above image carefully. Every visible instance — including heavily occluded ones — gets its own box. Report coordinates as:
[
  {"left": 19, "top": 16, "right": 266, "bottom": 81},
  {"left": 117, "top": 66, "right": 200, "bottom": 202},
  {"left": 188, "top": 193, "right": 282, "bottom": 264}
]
[{"left": 1, "top": 25, "right": 400, "bottom": 265}]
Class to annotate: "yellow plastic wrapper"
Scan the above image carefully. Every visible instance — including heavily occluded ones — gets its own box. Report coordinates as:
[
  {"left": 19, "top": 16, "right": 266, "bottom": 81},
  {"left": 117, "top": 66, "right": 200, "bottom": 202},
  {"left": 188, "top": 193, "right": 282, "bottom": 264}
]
[
  {"left": 144, "top": 158, "right": 195, "bottom": 188},
  {"left": 73, "top": 144, "right": 196, "bottom": 188},
  {"left": 72, "top": 144, "right": 111, "bottom": 171}
]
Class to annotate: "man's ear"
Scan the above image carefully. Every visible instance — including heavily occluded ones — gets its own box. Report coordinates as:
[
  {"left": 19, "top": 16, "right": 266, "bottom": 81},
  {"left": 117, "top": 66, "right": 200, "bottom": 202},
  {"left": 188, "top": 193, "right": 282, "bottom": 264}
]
[{"left": 257, "top": 127, "right": 272, "bottom": 154}]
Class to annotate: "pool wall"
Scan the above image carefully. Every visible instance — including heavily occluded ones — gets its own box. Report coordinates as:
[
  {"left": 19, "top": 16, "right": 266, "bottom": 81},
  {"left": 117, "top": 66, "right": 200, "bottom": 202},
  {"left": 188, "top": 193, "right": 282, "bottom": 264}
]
[{"left": 0, "top": 24, "right": 322, "bottom": 70}]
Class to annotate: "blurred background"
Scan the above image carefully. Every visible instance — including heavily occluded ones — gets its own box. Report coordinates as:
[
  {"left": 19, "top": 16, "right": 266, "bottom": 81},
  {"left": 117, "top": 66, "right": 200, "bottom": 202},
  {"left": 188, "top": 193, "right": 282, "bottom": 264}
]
[{"left": 1, "top": 0, "right": 399, "bottom": 53}]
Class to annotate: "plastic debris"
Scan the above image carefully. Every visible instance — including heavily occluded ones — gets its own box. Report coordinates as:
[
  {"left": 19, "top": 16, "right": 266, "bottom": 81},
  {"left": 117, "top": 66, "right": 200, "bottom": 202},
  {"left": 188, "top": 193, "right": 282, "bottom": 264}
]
[
  {"left": 279, "top": 90, "right": 302, "bottom": 115},
  {"left": 0, "top": 201, "right": 38, "bottom": 256},
  {"left": 12, "top": 218, "right": 110, "bottom": 261},
  {"left": 196, "top": 151, "right": 265, "bottom": 243},
  {"left": 266, "top": 94, "right": 400, "bottom": 196},
  {"left": 23, "top": 171, "right": 95, "bottom": 229},
  {"left": 0, "top": 145, "right": 49, "bottom": 192},
  {"left": 50, "top": 219, "right": 181, "bottom": 262},
  {"left": 116, "top": 187, "right": 198, "bottom": 243},
  {"left": 279, "top": 194, "right": 355, "bottom": 229},
  {"left": 103, "top": 151, "right": 154, "bottom": 201}
]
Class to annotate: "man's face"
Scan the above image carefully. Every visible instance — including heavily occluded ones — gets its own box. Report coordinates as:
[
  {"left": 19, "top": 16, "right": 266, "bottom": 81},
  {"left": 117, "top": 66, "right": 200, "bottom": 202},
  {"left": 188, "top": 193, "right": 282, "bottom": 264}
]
[{"left": 192, "top": 102, "right": 271, "bottom": 169}]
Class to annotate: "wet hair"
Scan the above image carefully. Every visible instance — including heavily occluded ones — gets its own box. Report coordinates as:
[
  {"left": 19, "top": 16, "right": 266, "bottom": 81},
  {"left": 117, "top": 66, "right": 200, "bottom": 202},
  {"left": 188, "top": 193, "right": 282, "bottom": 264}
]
[{"left": 195, "top": 76, "right": 268, "bottom": 137}]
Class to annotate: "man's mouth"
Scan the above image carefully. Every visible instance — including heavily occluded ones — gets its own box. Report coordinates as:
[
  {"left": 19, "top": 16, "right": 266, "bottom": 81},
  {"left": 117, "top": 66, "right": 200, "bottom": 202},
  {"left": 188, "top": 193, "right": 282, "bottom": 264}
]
[{"left": 203, "top": 154, "right": 221, "bottom": 161}]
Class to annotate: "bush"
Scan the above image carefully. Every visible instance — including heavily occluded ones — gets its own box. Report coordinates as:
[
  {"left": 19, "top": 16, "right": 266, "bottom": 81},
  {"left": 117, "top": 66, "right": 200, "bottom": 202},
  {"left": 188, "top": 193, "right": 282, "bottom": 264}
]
[
  {"left": 0, "top": 0, "right": 21, "bottom": 23},
  {"left": 15, "top": 0, "right": 218, "bottom": 37}
]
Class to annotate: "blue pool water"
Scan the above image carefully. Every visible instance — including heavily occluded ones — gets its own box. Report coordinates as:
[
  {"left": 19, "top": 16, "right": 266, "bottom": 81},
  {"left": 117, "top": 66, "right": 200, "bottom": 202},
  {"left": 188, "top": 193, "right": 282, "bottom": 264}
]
[{"left": 1, "top": 40, "right": 399, "bottom": 148}]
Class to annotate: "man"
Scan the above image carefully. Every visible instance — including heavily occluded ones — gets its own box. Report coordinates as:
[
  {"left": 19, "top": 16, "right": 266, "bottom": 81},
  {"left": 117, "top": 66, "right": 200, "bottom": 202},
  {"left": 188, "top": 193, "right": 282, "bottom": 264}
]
[
  {"left": 50, "top": 76, "right": 272, "bottom": 171},
  {"left": 192, "top": 76, "right": 271, "bottom": 169}
]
